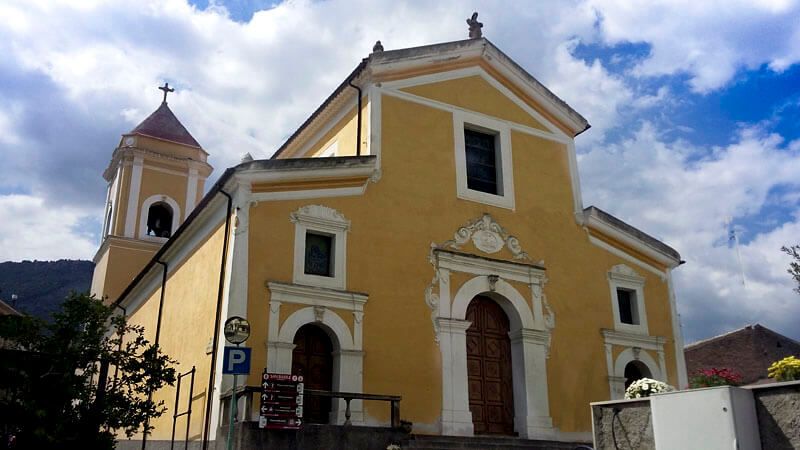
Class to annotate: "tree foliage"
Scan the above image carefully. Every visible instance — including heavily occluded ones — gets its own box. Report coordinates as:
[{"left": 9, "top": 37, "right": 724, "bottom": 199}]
[
  {"left": 781, "top": 245, "right": 800, "bottom": 294},
  {"left": 0, "top": 292, "right": 176, "bottom": 449}
]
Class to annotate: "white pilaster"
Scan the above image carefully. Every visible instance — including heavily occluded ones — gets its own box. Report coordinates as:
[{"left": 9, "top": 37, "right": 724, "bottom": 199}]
[
  {"left": 604, "top": 342, "right": 615, "bottom": 398},
  {"left": 222, "top": 182, "right": 250, "bottom": 319},
  {"left": 124, "top": 156, "right": 143, "bottom": 238},
  {"left": 509, "top": 328, "right": 554, "bottom": 440},
  {"left": 333, "top": 349, "right": 365, "bottom": 424},
  {"left": 437, "top": 318, "right": 474, "bottom": 436},
  {"left": 266, "top": 342, "right": 295, "bottom": 374},
  {"left": 185, "top": 166, "right": 198, "bottom": 219},
  {"left": 353, "top": 311, "right": 364, "bottom": 349},
  {"left": 666, "top": 270, "right": 688, "bottom": 388},
  {"left": 268, "top": 301, "right": 281, "bottom": 342},
  {"left": 438, "top": 268, "right": 451, "bottom": 319},
  {"left": 530, "top": 280, "right": 546, "bottom": 330}
]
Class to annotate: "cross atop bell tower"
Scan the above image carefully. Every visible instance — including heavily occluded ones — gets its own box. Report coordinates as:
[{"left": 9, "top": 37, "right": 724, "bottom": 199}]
[{"left": 158, "top": 82, "right": 174, "bottom": 103}]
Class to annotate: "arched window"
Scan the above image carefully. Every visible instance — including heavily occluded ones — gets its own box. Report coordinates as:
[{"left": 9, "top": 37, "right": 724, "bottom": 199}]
[
  {"left": 624, "top": 360, "right": 653, "bottom": 389},
  {"left": 146, "top": 202, "right": 173, "bottom": 238}
]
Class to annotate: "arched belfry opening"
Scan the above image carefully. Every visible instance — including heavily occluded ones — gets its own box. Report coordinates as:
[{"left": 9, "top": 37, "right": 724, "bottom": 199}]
[
  {"left": 466, "top": 295, "right": 515, "bottom": 436},
  {"left": 146, "top": 202, "right": 173, "bottom": 238},
  {"left": 624, "top": 360, "right": 652, "bottom": 389},
  {"left": 292, "top": 324, "right": 334, "bottom": 424}
]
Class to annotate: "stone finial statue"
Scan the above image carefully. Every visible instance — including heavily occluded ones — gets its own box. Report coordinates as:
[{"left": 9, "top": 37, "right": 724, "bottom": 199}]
[
  {"left": 373, "top": 40, "right": 384, "bottom": 53},
  {"left": 467, "top": 12, "right": 483, "bottom": 39}
]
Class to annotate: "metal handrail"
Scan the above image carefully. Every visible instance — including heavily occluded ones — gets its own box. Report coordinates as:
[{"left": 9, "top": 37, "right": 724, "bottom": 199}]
[
  {"left": 170, "top": 366, "right": 196, "bottom": 450},
  {"left": 224, "top": 386, "right": 402, "bottom": 428},
  {"left": 305, "top": 389, "right": 402, "bottom": 427}
]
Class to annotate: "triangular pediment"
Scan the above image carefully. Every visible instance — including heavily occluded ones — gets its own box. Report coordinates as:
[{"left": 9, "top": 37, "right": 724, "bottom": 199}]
[{"left": 400, "top": 74, "right": 551, "bottom": 133}]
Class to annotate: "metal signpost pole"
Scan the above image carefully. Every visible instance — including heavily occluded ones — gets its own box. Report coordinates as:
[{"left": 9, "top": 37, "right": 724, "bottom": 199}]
[
  {"left": 226, "top": 343, "right": 238, "bottom": 450},
  {"left": 222, "top": 316, "right": 250, "bottom": 450}
]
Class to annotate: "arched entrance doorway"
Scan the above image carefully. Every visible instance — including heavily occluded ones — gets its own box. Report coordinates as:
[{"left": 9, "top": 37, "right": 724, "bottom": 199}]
[
  {"left": 292, "top": 324, "right": 333, "bottom": 424},
  {"left": 466, "top": 296, "right": 515, "bottom": 435},
  {"left": 624, "top": 360, "right": 652, "bottom": 389}
]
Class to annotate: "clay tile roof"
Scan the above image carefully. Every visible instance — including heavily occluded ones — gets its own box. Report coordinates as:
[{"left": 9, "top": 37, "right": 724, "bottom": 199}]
[
  {"left": 684, "top": 324, "right": 800, "bottom": 385},
  {"left": 129, "top": 102, "right": 201, "bottom": 148}
]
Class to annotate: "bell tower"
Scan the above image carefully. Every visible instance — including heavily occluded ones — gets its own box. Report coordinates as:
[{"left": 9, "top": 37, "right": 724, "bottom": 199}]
[{"left": 91, "top": 83, "right": 213, "bottom": 303}]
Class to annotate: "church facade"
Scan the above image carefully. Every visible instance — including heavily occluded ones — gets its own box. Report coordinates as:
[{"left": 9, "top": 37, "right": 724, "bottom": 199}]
[{"left": 92, "top": 36, "right": 687, "bottom": 445}]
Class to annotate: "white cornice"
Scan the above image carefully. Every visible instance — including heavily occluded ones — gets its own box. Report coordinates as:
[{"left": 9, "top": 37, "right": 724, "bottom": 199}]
[
  {"left": 601, "top": 328, "right": 666, "bottom": 351},
  {"left": 103, "top": 146, "right": 213, "bottom": 181},
  {"left": 607, "top": 264, "right": 645, "bottom": 285},
  {"left": 235, "top": 163, "right": 377, "bottom": 184},
  {"left": 435, "top": 249, "right": 545, "bottom": 284},
  {"left": 586, "top": 214, "right": 679, "bottom": 268},
  {"left": 509, "top": 328, "right": 551, "bottom": 346},
  {"left": 267, "top": 281, "right": 368, "bottom": 312},
  {"left": 290, "top": 205, "right": 351, "bottom": 231}
]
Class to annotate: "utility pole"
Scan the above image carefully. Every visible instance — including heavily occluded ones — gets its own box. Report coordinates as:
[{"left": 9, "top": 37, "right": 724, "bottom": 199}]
[{"left": 726, "top": 217, "right": 746, "bottom": 288}]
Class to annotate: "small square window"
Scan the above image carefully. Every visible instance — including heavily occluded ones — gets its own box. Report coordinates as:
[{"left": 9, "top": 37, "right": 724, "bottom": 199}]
[
  {"left": 616, "top": 289, "right": 638, "bottom": 325},
  {"left": 304, "top": 232, "right": 333, "bottom": 277},
  {"left": 464, "top": 129, "right": 501, "bottom": 195}
]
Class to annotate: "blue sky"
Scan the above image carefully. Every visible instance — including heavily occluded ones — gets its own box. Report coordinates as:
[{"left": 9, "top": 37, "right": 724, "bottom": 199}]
[{"left": 0, "top": 0, "right": 799, "bottom": 345}]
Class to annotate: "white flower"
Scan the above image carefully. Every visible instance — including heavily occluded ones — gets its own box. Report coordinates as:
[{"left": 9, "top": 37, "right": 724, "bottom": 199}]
[{"left": 624, "top": 378, "right": 675, "bottom": 399}]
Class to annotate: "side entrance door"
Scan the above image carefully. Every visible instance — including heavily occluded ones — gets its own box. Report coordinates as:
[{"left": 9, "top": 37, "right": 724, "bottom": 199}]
[{"left": 292, "top": 324, "right": 333, "bottom": 424}]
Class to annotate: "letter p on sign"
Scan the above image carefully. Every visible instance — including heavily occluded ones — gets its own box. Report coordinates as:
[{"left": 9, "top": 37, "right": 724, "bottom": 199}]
[{"left": 223, "top": 346, "right": 251, "bottom": 375}]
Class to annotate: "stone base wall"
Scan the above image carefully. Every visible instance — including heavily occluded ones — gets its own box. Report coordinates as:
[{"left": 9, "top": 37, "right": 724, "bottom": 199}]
[
  {"left": 590, "top": 381, "right": 800, "bottom": 450},
  {"left": 751, "top": 380, "right": 800, "bottom": 449},
  {"left": 591, "top": 399, "right": 654, "bottom": 450}
]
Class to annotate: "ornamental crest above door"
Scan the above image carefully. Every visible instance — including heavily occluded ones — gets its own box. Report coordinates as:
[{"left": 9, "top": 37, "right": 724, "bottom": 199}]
[{"left": 433, "top": 214, "right": 540, "bottom": 264}]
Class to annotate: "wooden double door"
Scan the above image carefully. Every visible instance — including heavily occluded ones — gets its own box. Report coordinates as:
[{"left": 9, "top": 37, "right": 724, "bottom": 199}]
[
  {"left": 466, "top": 296, "right": 515, "bottom": 435},
  {"left": 292, "top": 324, "right": 333, "bottom": 424}
]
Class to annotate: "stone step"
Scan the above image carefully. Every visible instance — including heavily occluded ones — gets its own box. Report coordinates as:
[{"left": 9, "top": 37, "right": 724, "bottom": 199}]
[{"left": 400, "top": 435, "right": 592, "bottom": 449}]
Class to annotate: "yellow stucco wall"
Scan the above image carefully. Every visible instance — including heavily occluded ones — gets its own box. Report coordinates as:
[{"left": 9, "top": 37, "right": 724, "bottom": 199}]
[
  {"left": 123, "top": 220, "right": 226, "bottom": 441},
  {"left": 401, "top": 75, "right": 549, "bottom": 132},
  {"left": 243, "top": 82, "right": 679, "bottom": 434},
  {"left": 92, "top": 238, "right": 160, "bottom": 303},
  {"left": 297, "top": 97, "right": 369, "bottom": 158}
]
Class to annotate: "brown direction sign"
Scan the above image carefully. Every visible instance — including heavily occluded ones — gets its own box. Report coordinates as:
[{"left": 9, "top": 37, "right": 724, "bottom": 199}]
[{"left": 258, "top": 371, "right": 304, "bottom": 429}]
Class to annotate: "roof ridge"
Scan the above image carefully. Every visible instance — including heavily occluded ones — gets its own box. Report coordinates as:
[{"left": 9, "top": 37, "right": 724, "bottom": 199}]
[{"left": 684, "top": 324, "right": 756, "bottom": 349}]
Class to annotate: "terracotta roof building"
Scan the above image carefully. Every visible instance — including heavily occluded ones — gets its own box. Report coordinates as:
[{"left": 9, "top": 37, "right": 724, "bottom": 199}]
[{"left": 684, "top": 324, "right": 800, "bottom": 385}]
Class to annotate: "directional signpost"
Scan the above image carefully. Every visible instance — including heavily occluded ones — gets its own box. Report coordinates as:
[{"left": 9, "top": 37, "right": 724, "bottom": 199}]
[
  {"left": 259, "top": 372, "right": 304, "bottom": 429},
  {"left": 223, "top": 316, "right": 250, "bottom": 450}
]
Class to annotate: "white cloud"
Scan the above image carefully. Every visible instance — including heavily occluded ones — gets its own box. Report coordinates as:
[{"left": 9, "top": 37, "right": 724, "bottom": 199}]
[
  {"left": 578, "top": 122, "right": 800, "bottom": 342},
  {"left": 587, "top": 0, "right": 800, "bottom": 92},
  {"left": 0, "top": 195, "right": 98, "bottom": 261},
  {"left": 1, "top": 0, "right": 799, "bottom": 343}
]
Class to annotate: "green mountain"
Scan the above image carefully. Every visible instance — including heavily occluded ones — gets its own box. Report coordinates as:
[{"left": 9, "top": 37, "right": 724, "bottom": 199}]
[{"left": 0, "top": 260, "right": 94, "bottom": 321}]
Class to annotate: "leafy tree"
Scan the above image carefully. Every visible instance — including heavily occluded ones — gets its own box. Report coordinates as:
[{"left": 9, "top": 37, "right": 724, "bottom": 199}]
[
  {"left": 781, "top": 245, "right": 800, "bottom": 294},
  {"left": 0, "top": 292, "right": 176, "bottom": 449}
]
